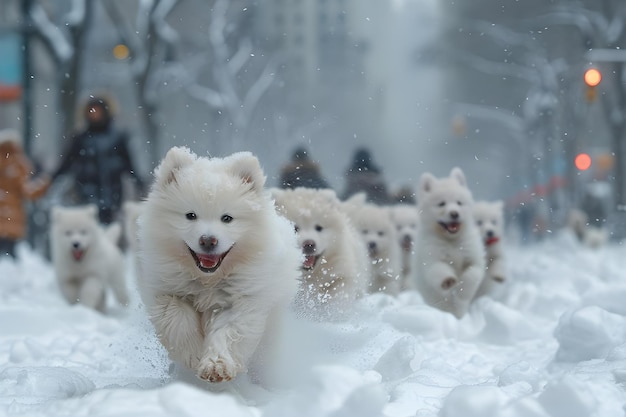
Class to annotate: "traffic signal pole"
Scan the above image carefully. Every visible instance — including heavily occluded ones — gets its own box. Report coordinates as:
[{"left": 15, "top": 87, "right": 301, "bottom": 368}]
[{"left": 585, "top": 50, "right": 626, "bottom": 212}]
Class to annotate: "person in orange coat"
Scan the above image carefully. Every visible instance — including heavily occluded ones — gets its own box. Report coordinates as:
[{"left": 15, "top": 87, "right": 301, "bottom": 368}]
[{"left": 0, "top": 129, "right": 51, "bottom": 259}]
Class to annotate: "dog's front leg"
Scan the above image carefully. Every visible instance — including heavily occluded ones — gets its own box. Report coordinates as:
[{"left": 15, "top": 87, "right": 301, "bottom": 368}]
[
  {"left": 457, "top": 263, "right": 484, "bottom": 303},
  {"left": 197, "top": 304, "right": 269, "bottom": 383},
  {"left": 487, "top": 257, "right": 506, "bottom": 284},
  {"left": 79, "top": 276, "right": 106, "bottom": 311},
  {"left": 150, "top": 294, "right": 204, "bottom": 369}
]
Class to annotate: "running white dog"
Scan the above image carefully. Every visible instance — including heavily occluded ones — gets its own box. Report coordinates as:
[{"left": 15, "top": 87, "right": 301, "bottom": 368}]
[
  {"left": 472, "top": 200, "right": 507, "bottom": 299},
  {"left": 344, "top": 194, "right": 402, "bottom": 296},
  {"left": 272, "top": 187, "right": 369, "bottom": 317},
  {"left": 390, "top": 203, "right": 420, "bottom": 291},
  {"left": 50, "top": 204, "right": 129, "bottom": 312},
  {"left": 136, "top": 147, "right": 301, "bottom": 383},
  {"left": 566, "top": 208, "right": 609, "bottom": 249},
  {"left": 414, "top": 167, "right": 485, "bottom": 318}
]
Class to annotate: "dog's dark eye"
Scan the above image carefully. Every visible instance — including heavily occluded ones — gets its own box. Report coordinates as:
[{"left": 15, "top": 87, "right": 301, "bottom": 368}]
[
  {"left": 315, "top": 224, "right": 323, "bottom": 232},
  {"left": 477, "top": 220, "right": 483, "bottom": 226},
  {"left": 294, "top": 225, "right": 300, "bottom": 233},
  {"left": 65, "top": 231, "right": 71, "bottom": 236},
  {"left": 362, "top": 229, "right": 368, "bottom": 235},
  {"left": 221, "top": 214, "right": 233, "bottom": 223},
  {"left": 438, "top": 201, "right": 445, "bottom": 207},
  {"left": 457, "top": 201, "right": 463, "bottom": 206},
  {"left": 378, "top": 231, "right": 385, "bottom": 237},
  {"left": 186, "top": 212, "right": 197, "bottom": 220}
]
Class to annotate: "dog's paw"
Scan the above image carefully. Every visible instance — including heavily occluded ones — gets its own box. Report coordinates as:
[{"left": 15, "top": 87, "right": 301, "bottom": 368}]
[
  {"left": 197, "top": 355, "right": 242, "bottom": 383},
  {"left": 441, "top": 277, "right": 458, "bottom": 290}
]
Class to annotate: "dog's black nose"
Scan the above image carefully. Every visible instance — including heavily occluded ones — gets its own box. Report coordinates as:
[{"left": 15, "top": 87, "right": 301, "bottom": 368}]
[
  {"left": 72, "top": 242, "right": 80, "bottom": 249},
  {"left": 199, "top": 235, "right": 218, "bottom": 250},
  {"left": 368, "top": 241, "right": 377, "bottom": 250},
  {"left": 302, "top": 240, "right": 316, "bottom": 255},
  {"left": 450, "top": 211, "right": 459, "bottom": 220},
  {"left": 486, "top": 230, "right": 495, "bottom": 238}
]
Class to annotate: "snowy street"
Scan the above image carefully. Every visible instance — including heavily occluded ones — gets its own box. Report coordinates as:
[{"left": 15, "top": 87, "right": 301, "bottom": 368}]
[{"left": 1, "top": 230, "right": 626, "bottom": 417}]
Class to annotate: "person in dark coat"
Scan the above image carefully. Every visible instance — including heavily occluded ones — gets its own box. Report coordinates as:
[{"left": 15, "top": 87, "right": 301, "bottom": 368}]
[
  {"left": 51, "top": 95, "right": 145, "bottom": 224},
  {"left": 279, "top": 146, "right": 331, "bottom": 190},
  {"left": 342, "top": 147, "right": 390, "bottom": 205}
]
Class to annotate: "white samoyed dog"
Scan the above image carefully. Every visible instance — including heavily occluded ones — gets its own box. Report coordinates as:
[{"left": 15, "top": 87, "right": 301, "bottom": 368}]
[
  {"left": 344, "top": 193, "right": 402, "bottom": 296},
  {"left": 472, "top": 200, "right": 507, "bottom": 299},
  {"left": 50, "top": 204, "right": 129, "bottom": 312},
  {"left": 136, "top": 147, "right": 301, "bottom": 383},
  {"left": 566, "top": 208, "right": 609, "bottom": 249},
  {"left": 271, "top": 187, "right": 369, "bottom": 317},
  {"left": 389, "top": 203, "right": 420, "bottom": 291},
  {"left": 414, "top": 167, "right": 485, "bottom": 318}
]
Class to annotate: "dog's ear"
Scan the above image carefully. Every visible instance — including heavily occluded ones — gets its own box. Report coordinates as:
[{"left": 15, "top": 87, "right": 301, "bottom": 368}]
[
  {"left": 344, "top": 191, "right": 367, "bottom": 205},
  {"left": 154, "top": 146, "right": 196, "bottom": 188},
  {"left": 318, "top": 188, "right": 341, "bottom": 209},
  {"left": 269, "top": 187, "right": 285, "bottom": 207},
  {"left": 419, "top": 172, "right": 436, "bottom": 194},
  {"left": 50, "top": 206, "right": 63, "bottom": 222},
  {"left": 494, "top": 200, "right": 504, "bottom": 211},
  {"left": 85, "top": 204, "right": 99, "bottom": 219},
  {"left": 319, "top": 188, "right": 339, "bottom": 203},
  {"left": 450, "top": 167, "right": 467, "bottom": 187},
  {"left": 224, "top": 152, "right": 266, "bottom": 192}
]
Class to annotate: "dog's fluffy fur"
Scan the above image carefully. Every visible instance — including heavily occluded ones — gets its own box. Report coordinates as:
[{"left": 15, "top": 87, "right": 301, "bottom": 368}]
[
  {"left": 50, "top": 204, "right": 129, "bottom": 312},
  {"left": 136, "top": 147, "right": 301, "bottom": 383},
  {"left": 414, "top": 167, "right": 485, "bottom": 318},
  {"left": 389, "top": 203, "right": 420, "bottom": 291},
  {"left": 344, "top": 193, "right": 402, "bottom": 296},
  {"left": 566, "top": 208, "right": 609, "bottom": 249},
  {"left": 271, "top": 187, "right": 369, "bottom": 316},
  {"left": 472, "top": 200, "right": 507, "bottom": 299}
]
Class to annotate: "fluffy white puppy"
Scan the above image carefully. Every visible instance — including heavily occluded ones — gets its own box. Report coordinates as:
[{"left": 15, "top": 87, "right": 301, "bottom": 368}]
[
  {"left": 50, "top": 204, "right": 129, "bottom": 312},
  {"left": 472, "top": 200, "right": 507, "bottom": 299},
  {"left": 389, "top": 203, "right": 420, "bottom": 291},
  {"left": 272, "top": 187, "right": 369, "bottom": 317},
  {"left": 414, "top": 167, "right": 485, "bottom": 318},
  {"left": 344, "top": 194, "right": 402, "bottom": 296},
  {"left": 137, "top": 147, "right": 301, "bottom": 383}
]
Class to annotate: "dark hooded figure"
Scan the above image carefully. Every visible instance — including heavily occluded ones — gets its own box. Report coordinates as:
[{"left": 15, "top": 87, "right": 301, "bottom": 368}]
[
  {"left": 52, "top": 95, "right": 145, "bottom": 224},
  {"left": 279, "top": 146, "right": 331, "bottom": 190},
  {"left": 342, "top": 147, "right": 390, "bottom": 204}
]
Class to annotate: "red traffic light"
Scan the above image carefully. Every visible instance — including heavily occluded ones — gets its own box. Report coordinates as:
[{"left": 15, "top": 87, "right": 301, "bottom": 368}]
[{"left": 584, "top": 68, "right": 602, "bottom": 87}]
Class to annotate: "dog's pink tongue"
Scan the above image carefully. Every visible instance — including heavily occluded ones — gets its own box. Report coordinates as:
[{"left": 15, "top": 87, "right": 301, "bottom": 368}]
[
  {"left": 448, "top": 222, "right": 460, "bottom": 233},
  {"left": 72, "top": 249, "right": 84, "bottom": 261},
  {"left": 197, "top": 253, "right": 221, "bottom": 269},
  {"left": 303, "top": 255, "right": 316, "bottom": 269}
]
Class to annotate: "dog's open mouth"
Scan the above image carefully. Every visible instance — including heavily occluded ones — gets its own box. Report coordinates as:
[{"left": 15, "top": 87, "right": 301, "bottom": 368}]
[
  {"left": 72, "top": 248, "right": 86, "bottom": 261},
  {"left": 188, "top": 246, "right": 232, "bottom": 273},
  {"left": 485, "top": 236, "right": 500, "bottom": 246},
  {"left": 401, "top": 235, "right": 413, "bottom": 252},
  {"left": 302, "top": 253, "right": 323, "bottom": 270},
  {"left": 439, "top": 221, "right": 461, "bottom": 234}
]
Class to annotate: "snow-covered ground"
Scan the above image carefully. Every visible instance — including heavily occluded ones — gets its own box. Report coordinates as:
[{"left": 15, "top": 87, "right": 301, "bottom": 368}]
[{"left": 1, "top": 230, "right": 626, "bottom": 417}]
